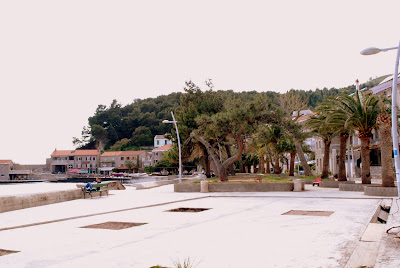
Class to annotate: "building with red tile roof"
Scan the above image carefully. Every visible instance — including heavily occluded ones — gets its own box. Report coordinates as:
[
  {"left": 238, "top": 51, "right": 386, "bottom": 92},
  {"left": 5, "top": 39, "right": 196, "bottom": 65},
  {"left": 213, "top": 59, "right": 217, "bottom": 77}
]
[
  {"left": 50, "top": 149, "right": 100, "bottom": 174},
  {"left": 100, "top": 151, "right": 149, "bottom": 172}
]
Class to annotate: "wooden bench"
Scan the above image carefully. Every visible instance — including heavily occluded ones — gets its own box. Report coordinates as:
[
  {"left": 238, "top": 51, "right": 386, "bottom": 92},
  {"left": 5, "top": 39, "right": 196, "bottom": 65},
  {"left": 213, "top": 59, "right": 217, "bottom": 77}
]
[
  {"left": 313, "top": 177, "right": 322, "bottom": 187},
  {"left": 82, "top": 183, "right": 109, "bottom": 199}
]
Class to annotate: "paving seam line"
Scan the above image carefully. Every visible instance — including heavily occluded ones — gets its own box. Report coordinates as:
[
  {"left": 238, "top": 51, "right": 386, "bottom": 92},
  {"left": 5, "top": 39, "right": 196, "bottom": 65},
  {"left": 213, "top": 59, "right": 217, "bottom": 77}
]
[{"left": 0, "top": 196, "right": 211, "bottom": 232}]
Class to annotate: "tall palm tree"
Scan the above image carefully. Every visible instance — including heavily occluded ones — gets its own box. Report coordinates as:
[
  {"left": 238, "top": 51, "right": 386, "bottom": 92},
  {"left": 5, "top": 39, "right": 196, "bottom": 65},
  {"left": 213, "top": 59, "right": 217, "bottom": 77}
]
[
  {"left": 376, "top": 96, "right": 395, "bottom": 187},
  {"left": 318, "top": 99, "right": 352, "bottom": 181},
  {"left": 333, "top": 92, "right": 380, "bottom": 184},
  {"left": 306, "top": 113, "right": 338, "bottom": 178}
]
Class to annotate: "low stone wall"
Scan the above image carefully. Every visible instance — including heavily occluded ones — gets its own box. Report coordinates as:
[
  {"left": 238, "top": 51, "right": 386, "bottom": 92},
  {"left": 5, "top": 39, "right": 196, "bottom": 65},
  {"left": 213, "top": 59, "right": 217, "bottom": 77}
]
[
  {"left": 319, "top": 180, "right": 355, "bottom": 188},
  {"left": 134, "top": 180, "right": 175, "bottom": 190},
  {"left": 364, "top": 186, "right": 398, "bottom": 197},
  {"left": 0, "top": 189, "right": 83, "bottom": 213},
  {"left": 339, "top": 183, "right": 365, "bottom": 192},
  {"left": 174, "top": 182, "right": 294, "bottom": 192}
]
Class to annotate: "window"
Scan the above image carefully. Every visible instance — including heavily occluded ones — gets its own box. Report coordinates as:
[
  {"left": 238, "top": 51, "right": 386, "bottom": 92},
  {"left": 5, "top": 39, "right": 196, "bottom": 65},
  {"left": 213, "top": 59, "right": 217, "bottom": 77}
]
[
  {"left": 78, "top": 157, "right": 82, "bottom": 161},
  {"left": 157, "top": 140, "right": 160, "bottom": 145},
  {"left": 93, "top": 157, "right": 96, "bottom": 161},
  {"left": 165, "top": 140, "right": 167, "bottom": 145},
  {"left": 78, "top": 164, "right": 81, "bottom": 168},
  {"left": 68, "top": 165, "right": 73, "bottom": 169},
  {"left": 127, "top": 157, "right": 130, "bottom": 160},
  {"left": 121, "top": 157, "right": 124, "bottom": 161}
]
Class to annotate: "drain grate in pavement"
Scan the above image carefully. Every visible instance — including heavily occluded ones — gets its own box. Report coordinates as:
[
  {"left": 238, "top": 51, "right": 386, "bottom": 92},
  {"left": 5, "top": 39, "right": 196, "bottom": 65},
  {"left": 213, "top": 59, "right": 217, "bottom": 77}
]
[
  {"left": 282, "top": 210, "right": 334, "bottom": 216},
  {"left": 166, "top": 207, "right": 210, "bottom": 213},
  {"left": 81, "top": 221, "right": 147, "bottom": 230},
  {"left": 0, "top": 249, "right": 19, "bottom": 256}
]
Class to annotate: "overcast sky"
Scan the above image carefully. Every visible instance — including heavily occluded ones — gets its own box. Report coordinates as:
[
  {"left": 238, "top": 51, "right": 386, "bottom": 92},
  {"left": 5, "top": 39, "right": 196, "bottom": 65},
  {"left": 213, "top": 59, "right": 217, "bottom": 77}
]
[{"left": 1, "top": 0, "right": 400, "bottom": 164}]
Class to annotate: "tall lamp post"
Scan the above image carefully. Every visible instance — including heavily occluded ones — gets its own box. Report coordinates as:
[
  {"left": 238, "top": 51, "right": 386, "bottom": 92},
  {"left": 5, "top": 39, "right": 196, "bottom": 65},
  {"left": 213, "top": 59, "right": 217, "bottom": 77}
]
[
  {"left": 361, "top": 41, "right": 400, "bottom": 197},
  {"left": 162, "top": 111, "right": 182, "bottom": 184}
]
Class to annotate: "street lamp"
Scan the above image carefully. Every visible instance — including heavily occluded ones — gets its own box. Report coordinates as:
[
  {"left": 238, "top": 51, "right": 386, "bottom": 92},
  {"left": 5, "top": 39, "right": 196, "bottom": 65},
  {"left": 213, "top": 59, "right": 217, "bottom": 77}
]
[
  {"left": 361, "top": 41, "right": 400, "bottom": 197},
  {"left": 162, "top": 111, "right": 182, "bottom": 183}
]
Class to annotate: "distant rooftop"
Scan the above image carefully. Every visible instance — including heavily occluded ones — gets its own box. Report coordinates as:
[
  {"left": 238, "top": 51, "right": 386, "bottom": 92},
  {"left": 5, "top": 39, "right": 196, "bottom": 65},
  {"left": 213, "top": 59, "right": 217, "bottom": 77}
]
[{"left": 51, "top": 149, "right": 100, "bottom": 157}]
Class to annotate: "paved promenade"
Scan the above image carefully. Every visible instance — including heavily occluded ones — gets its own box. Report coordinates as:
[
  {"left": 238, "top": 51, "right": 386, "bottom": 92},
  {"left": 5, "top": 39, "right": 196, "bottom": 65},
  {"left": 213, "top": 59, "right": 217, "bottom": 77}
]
[{"left": 0, "top": 183, "right": 399, "bottom": 268}]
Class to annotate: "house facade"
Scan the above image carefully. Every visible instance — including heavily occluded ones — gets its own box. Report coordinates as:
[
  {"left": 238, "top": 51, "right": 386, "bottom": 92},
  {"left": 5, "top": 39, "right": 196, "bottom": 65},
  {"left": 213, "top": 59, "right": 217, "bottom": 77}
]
[
  {"left": 154, "top": 135, "right": 172, "bottom": 148},
  {"left": 151, "top": 144, "right": 172, "bottom": 166},
  {"left": 50, "top": 149, "right": 100, "bottom": 174},
  {"left": 99, "top": 151, "right": 148, "bottom": 172},
  {"left": 0, "top": 160, "right": 13, "bottom": 180}
]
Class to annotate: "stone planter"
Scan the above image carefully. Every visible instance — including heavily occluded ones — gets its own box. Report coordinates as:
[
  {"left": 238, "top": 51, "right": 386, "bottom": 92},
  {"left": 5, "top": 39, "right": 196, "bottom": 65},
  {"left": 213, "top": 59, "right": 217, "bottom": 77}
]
[
  {"left": 174, "top": 183, "right": 200, "bottom": 192},
  {"left": 339, "top": 183, "right": 365, "bottom": 192},
  {"left": 319, "top": 180, "right": 355, "bottom": 188},
  {"left": 174, "top": 182, "right": 294, "bottom": 192},
  {"left": 364, "top": 186, "right": 398, "bottom": 197}
]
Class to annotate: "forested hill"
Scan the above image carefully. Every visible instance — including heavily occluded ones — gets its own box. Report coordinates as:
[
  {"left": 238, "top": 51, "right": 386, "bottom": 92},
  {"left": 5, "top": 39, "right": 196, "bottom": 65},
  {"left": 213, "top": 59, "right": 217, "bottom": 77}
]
[{"left": 74, "top": 75, "right": 389, "bottom": 151}]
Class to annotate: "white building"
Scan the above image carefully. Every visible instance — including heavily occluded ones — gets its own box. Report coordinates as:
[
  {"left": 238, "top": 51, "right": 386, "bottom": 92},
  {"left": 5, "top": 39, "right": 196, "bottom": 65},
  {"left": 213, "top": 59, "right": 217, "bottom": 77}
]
[{"left": 154, "top": 135, "right": 172, "bottom": 148}]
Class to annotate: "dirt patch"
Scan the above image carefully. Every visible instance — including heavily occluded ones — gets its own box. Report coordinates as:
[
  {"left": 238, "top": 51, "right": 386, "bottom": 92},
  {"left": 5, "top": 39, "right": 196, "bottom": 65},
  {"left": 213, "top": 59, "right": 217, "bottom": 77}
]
[
  {"left": 282, "top": 210, "right": 334, "bottom": 216},
  {"left": 167, "top": 207, "right": 210, "bottom": 213},
  {"left": 81, "top": 221, "right": 147, "bottom": 230},
  {"left": 0, "top": 249, "right": 19, "bottom": 256}
]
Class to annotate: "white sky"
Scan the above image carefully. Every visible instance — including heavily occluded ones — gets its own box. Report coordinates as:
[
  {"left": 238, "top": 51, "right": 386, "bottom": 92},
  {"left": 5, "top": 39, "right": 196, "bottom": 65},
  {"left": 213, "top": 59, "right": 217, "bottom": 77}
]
[{"left": 1, "top": 0, "right": 399, "bottom": 164}]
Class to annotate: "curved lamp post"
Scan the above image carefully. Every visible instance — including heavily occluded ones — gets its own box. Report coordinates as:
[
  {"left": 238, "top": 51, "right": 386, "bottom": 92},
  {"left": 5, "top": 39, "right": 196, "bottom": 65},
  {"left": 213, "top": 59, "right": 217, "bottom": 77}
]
[
  {"left": 361, "top": 41, "right": 400, "bottom": 197},
  {"left": 162, "top": 111, "right": 182, "bottom": 183}
]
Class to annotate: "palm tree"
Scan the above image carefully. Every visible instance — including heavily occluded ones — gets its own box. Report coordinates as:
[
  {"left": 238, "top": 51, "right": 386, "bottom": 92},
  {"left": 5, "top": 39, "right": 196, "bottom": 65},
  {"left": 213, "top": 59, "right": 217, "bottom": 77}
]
[
  {"left": 333, "top": 92, "right": 380, "bottom": 184},
  {"left": 306, "top": 113, "right": 337, "bottom": 178},
  {"left": 376, "top": 96, "right": 395, "bottom": 187},
  {"left": 317, "top": 99, "right": 352, "bottom": 181}
]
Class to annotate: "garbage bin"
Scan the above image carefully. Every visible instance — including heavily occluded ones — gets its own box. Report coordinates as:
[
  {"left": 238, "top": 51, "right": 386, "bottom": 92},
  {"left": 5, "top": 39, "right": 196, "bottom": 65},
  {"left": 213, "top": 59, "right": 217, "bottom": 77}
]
[
  {"left": 293, "top": 179, "right": 303, "bottom": 192},
  {"left": 200, "top": 181, "right": 209, "bottom": 193}
]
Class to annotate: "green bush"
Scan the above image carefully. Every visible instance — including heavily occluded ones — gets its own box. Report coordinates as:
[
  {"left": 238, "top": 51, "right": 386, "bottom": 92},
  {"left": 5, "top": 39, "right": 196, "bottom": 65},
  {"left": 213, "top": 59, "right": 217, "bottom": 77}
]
[{"left": 144, "top": 166, "right": 156, "bottom": 174}]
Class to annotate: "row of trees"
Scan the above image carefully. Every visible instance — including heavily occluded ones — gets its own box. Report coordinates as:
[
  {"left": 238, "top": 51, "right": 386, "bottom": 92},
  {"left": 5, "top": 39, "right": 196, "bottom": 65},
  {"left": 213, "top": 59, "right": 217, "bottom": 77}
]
[
  {"left": 307, "top": 91, "right": 394, "bottom": 187},
  {"left": 73, "top": 76, "right": 394, "bottom": 185},
  {"left": 73, "top": 76, "right": 388, "bottom": 153}
]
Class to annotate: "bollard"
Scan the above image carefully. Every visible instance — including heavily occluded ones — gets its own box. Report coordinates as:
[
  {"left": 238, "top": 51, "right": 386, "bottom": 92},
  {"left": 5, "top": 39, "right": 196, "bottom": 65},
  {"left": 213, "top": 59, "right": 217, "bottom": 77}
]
[
  {"left": 200, "top": 181, "right": 209, "bottom": 193},
  {"left": 293, "top": 179, "right": 303, "bottom": 192}
]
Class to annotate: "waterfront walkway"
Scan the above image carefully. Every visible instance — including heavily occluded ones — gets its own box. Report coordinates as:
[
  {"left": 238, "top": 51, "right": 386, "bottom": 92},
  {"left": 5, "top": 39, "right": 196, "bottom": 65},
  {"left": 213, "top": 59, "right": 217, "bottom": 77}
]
[{"left": 0, "top": 183, "right": 399, "bottom": 267}]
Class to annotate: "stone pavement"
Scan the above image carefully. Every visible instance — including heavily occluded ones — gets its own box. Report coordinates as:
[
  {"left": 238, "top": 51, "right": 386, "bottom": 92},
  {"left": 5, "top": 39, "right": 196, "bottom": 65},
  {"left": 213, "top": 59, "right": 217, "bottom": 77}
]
[{"left": 0, "top": 183, "right": 398, "bottom": 268}]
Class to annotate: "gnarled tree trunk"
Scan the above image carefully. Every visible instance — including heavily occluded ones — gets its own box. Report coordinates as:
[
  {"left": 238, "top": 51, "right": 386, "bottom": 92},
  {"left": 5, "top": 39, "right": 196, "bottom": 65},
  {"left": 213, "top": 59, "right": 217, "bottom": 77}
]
[
  {"left": 274, "top": 152, "right": 280, "bottom": 174},
  {"left": 378, "top": 113, "right": 395, "bottom": 187},
  {"left": 197, "top": 133, "right": 244, "bottom": 181},
  {"left": 360, "top": 137, "right": 371, "bottom": 184},
  {"left": 225, "top": 145, "right": 236, "bottom": 176},
  {"left": 322, "top": 139, "right": 331, "bottom": 178},
  {"left": 289, "top": 152, "right": 295, "bottom": 176},
  {"left": 259, "top": 154, "right": 265, "bottom": 173},
  {"left": 203, "top": 147, "right": 211, "bottom": 178},
  {"left": 338, "top": 134, "right": 348, "bottom": 181},
  {"left": 294, "top": 138, "right": 313, "bottom": 176}
]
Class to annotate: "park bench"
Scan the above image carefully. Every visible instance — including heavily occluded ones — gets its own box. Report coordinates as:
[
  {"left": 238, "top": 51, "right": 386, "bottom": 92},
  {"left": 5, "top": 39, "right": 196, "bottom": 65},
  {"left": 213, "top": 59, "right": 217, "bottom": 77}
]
[
  {"left": 82, "top": 183, "right": 109, "bottom": 199},
  {"left": 312, "top": 177, "right": 322, "bottom": 187}
]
